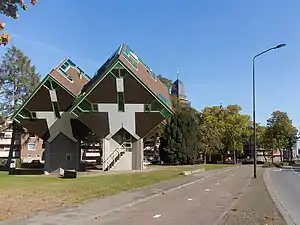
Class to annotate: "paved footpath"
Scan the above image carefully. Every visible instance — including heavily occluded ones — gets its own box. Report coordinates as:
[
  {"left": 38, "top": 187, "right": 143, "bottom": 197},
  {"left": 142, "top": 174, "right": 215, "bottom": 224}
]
[
  {"left": 221, "top": 167, "right": 286, "bottom": 225},
  {"left": 1, "top": 165, "right": 252, "bottom": 225}
]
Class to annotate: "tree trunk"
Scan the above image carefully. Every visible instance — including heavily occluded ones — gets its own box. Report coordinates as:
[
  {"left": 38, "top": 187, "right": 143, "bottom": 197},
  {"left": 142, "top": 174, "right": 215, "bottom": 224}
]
[
  {"left": 279, "top": 149, "right": 283, "bottom": 162},
  {"left": 262, "top": 150, "right": 267, "bottom": 162},
  {"left": 271, "top": 150, "right": 274, "bottom": 164},
  {"left": 208, "top": 152, "right": 212, "bottom": 163},
  {"left": 233, "top": 150, "right": 236, "bottom": 164},
  {"left": 203, "top": 152, "right": 207, "bottom": 164}
]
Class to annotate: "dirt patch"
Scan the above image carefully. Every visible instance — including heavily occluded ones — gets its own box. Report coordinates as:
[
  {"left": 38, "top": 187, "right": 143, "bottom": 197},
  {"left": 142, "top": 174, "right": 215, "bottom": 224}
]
[
  {"left": 0, "top": 189, "right": 64, "bottom": 220},
  {"left": 219, "top": 167, "right": 286, "bottom": 225}
]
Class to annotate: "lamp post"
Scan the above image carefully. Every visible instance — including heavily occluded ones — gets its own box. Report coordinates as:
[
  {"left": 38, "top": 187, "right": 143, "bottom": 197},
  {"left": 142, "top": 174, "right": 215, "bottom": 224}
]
[{"left": 252, "top": 44, "right": 286, "bottom": 179}]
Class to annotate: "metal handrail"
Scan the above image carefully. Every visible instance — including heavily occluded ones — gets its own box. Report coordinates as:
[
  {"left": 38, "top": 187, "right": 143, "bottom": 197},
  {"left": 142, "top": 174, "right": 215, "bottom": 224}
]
[{"left": 102, "top": 143, "right": 128, "bottom": 170}]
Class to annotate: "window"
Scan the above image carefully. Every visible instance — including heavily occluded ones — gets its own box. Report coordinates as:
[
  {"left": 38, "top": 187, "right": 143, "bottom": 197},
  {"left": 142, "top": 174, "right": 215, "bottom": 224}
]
[
  {"left": 52, "top": 102, "right": 61, "bottom": 118},
  {"left": 27, "top": 143, "right": 36, "bottom": 151},
  {"left": 91, "top": 104, "right": 98, "bottom": 112},
  {"left": 117, "top": 92, "right": 125, "bottom": 112},
  {"left": 66, "top": 153, "right": 72, "bottom": 162},
  {"left": 61, "top": 64, "right": 68, "bottom": 70},
  {"left": 31, "top": 112, "right": 37, "bottom": 119},
  {"left": 60, "top": 61, "right": 70, "bottom": 72},
  {"left": 0, "top": 133, "right": 4, "bottom": 138},
  {"left": 4, "top": 133, "right": 11, "bottom": 138},
  {"left": 144, "top": 104, "right": 151, "bottom": 112},
  {"left": 58, "top": 61, "right": 74, "bottom": 83},
  {"left": 66, "top": 75, "right": 74, "bottom": 82}
]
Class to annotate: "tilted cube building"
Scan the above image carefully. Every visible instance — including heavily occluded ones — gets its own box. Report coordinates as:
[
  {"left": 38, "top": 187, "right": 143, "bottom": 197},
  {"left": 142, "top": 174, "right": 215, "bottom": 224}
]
[{"left": 12, "top": 44, "right": 173, "bottom": 174}]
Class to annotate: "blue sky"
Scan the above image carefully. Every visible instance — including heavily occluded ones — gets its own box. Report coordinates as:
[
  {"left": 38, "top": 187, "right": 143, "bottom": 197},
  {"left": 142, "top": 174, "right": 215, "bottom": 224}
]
[{"left": 2, "top": 0, "right": 300, "bottom": 127}]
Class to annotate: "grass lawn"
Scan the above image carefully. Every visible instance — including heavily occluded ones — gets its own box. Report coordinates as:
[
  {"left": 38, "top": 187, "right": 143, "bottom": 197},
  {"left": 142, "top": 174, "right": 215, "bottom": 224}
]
[{"left": 0, "top": 164, "right": 230, "bottom": 220}]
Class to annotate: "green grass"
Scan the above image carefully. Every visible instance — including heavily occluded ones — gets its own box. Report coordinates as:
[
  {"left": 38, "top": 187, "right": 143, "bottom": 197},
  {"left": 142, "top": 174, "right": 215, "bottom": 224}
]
[
  {"left": 0, "top": 164, "right": 229, "bottom": 203},
  {"left": 0, "top": 164, "right": 231, "bottom": 220}
]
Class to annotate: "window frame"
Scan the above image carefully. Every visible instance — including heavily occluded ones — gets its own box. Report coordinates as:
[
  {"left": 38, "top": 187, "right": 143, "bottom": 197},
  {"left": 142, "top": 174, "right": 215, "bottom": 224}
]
[{"left": 27, "top": 143, "right": 36, "bottom": 151}]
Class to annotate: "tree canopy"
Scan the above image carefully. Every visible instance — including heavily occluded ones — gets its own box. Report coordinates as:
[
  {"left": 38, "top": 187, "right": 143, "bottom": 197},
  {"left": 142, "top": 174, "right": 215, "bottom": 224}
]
[
  {"left": 264, "top": 110, "right": 298, "bottom": 151},
  {"left": 159, "top": 106, "right": 200, "bottom": 165},
  {"left": 157, "top": 74, "right": 173, "bottom": 90}
]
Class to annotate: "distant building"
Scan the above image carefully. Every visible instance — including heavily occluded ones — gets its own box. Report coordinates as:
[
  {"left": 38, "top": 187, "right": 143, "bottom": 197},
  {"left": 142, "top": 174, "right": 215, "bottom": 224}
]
[
  {"left": 0, "top": 120, "right": 20, "bottom": 159},
  {"left": 20, "top": 133, "right": 44, "bottom": 163},
  {"left": 170, "top": 79, "right": 191, "bottom": 106},
  {"left": 0, "top": 119, "right": 44, "bottom": 163}
]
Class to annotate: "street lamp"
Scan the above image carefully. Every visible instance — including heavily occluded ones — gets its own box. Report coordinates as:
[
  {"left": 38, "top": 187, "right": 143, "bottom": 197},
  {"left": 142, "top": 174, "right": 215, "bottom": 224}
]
[{"left": 252, "top": 44, "right": 286, "bottom": 179}]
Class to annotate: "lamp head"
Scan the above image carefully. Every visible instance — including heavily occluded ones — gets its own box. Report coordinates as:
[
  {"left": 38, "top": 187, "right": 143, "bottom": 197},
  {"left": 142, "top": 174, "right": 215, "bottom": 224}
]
[{"left": 275, "top": 44, "right": 286, "bottom": 49}]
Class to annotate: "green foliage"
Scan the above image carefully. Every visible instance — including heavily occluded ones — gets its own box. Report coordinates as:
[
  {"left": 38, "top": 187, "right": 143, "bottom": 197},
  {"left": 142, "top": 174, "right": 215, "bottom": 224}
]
[
  {"left": 159, "top": 106, "right": 200, "bottom": 165},
  {"left": 157, "top": 74, "right": 173, "bottom": 90},
  {"left": 0, "top": 45, "right": 40, "bottom": 117},
  {"left": 264, "top": 110, "right": 298, "bottom": 151},
  {"left": 198, "top": 106, "right": 224, "bottom": 162},
  {"left": 221, "top": 105, "right": 250, "bottom": 156},
  {"left": 197, "top": 105, "right": 250, "bottom": 162}
]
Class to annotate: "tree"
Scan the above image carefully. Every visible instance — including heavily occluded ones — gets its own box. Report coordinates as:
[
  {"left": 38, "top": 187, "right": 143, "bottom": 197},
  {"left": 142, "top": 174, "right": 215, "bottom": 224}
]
[
  {"left": 204, "top": 104, "right": 250, "bottom": 163},
  {"left": 221, "top": 105, "right": 250, "bottom": 163},
  {"left": 264, "top": 110, "right": 298, "bottom": 161},
  {"left": 159, "top": 106, "right": 200, "bottom": 165},
  {"left": 0, "top": 45, "right": 40, "bottom": 168},
  {"left": 198, "top": 106, "right": 224, "bottom": 163},
  {"left": 0, "top": 0, "right": 38, "bottom": 46}
]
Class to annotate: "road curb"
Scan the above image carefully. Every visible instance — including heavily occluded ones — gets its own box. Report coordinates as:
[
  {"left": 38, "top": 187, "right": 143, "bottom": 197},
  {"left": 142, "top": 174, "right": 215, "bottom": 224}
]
[{"left": 263, "top": 168, "right": 297, "bottom": 225}]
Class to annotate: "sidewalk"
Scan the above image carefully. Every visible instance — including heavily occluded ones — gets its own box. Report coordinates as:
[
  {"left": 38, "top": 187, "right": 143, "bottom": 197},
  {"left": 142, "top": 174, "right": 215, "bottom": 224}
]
[
  {"left": 1, "top": 166, "right": 235, "bottom": 225},
  {"left": 218, "top": 167, "right": 286, "bottom": 225}
]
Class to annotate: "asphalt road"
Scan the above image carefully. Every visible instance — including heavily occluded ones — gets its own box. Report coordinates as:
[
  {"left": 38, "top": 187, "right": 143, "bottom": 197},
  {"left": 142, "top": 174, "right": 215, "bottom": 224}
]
[
  {"left": 265, "top": 165, "right": 300, "bottom": 225},
  {"left": 89, "top": 166, "right": 252, "bottom": 225}
]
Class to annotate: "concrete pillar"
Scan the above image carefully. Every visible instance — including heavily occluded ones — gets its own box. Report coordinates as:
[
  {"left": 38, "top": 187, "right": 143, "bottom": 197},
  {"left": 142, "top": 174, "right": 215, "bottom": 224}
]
[
  {"left": 44, "top": 142, "right": 51, "bottom": 175},
  {"left": 102, "top": 138, "right": 110, "bottom": 170},
  {"left": 132, "top": 138, "right": 143, "bottom": 170},
  {"left": 44, "top": 133, "right": 80, "bottom": 175}
]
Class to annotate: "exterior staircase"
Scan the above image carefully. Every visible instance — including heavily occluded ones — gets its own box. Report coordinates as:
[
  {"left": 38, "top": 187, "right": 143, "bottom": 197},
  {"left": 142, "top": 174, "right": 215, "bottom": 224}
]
[{"left": 103, "top": 142, "right": 132, "bottom": 171}]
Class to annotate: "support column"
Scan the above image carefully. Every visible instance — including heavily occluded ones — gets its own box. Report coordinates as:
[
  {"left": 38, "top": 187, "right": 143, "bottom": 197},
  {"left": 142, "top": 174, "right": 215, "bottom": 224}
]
[
  {"left": 132, "top": 138, "right": 143, "bottom": 170},
  {"left": 44, "top": 142, "right": 51, "bottom": 175},
  {"left": 102, "top": 138, "right": 110, "bottom": 170},
  {"left": 44, "top": 133, "right": 80, "bottom": 175}
]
